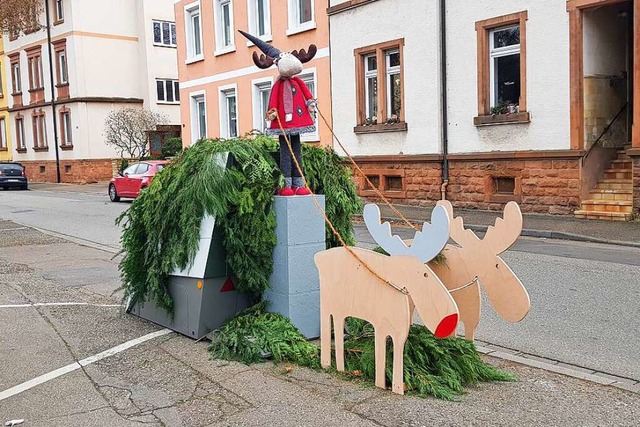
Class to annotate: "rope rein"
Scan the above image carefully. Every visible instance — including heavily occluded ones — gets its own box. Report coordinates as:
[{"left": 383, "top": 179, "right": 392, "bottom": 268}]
[
  {"left": 271, "top": 107, "right": 477, "bottom": 296},
  {"left": 316, "top": 108, "right": 419, "bottom": 232}
]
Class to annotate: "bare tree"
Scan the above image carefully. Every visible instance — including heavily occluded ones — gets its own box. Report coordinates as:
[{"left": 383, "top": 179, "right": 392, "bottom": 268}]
[
  {"left": 0, "top": 0, "right": 43, "bottom": 36},
  {"left": 104, "top": 108, "right": 168, "bottom": 159}
]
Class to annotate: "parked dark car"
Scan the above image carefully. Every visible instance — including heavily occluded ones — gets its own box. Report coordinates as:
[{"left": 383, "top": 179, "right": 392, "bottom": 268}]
[
  {"left": 109, "top": 160, "right": 167, "bottom": 202},
  {"left": 0, "top": 162, "right": 28, "bottom": 190}
]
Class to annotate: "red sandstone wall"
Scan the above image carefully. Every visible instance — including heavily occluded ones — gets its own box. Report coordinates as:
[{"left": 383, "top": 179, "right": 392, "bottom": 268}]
[
  {"left": 20, "top": 159, "right": 119, "bottom": 183},
  {"left": 353, "top": 158, "right": 583, "bottom": 215}
]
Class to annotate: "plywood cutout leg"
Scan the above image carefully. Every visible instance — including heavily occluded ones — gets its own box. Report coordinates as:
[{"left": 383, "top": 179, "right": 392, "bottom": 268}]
[
  {"left": 334, "top": 314, "right": 346, "bottom": 372},
  {"left": 374, "top": 330, "right": 387, "bottom": 390},
  {"left": 320, "top": 310, "right": 332, "bottom": 369},
  {"left": 391, "top": 334, "right": 405, "bottom": 395}
]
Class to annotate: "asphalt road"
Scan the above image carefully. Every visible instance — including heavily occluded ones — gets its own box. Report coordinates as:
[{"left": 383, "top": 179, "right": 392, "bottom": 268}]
[{"left": 1, "top": 188, "right": 640, "bottom": 381}]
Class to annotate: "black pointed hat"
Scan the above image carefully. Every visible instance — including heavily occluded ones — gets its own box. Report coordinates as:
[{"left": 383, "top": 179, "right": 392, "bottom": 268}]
[{"left": 238, "top": 30, "right": 281, "bottom": 58}]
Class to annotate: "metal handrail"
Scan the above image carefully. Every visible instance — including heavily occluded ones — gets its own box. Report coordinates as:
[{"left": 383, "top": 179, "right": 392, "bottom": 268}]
[{"left": 582, "top": 102, "right": 628, "bottom": 164}]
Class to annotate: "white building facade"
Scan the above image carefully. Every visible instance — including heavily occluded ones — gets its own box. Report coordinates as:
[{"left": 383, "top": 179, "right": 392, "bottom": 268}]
[
  {"left": 3, "top": 0, "right": 180, "bottom": 183},
  {"left": 329, "top": 0, "right": 639, "bottom": 219}
]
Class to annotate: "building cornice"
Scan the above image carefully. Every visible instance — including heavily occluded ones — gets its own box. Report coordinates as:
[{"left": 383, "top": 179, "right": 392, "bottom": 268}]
[
  {"left": 327, "top": 0, "right": 379, "bottom": 16},
  {"left": 5, "top": 31, "right": 138, "bottom": 55},
  {"left": 9, "top": 97, "right": 143, "bottom": 113}
]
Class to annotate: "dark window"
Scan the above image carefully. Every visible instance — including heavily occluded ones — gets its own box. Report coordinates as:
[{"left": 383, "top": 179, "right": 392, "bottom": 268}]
[
  {"left": 65, "top": 165, "right": 71, "bottom": 173},
  {"left": 385, "top": 176, "right": 403, "bottom": 191},
  {"left": 156, "top": 79, "right": 179, "bottom": 103},
  {"left": 365, "top": 175, "right": 380, "bottom": 190},
  {"left": 153, "top": 22, "right": 161, "bottom": 44},
  {"left": 494, "top": 177, "right": 516, "bottom": 194},
  {"left": 39, "top": 166, "right": 45, "bottom": 173},
  {"left": 156, "top": 80, "right": 165, "bottom": 101}
]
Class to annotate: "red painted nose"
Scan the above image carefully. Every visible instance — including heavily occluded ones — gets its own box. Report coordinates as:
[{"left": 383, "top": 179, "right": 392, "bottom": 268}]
[{"left": 434, "top": 313, "right": 459, "bottom": 338}]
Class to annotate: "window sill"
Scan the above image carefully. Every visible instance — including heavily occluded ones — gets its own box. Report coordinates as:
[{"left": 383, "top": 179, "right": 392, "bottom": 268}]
[
  {"left": 55, "top": 82, "right": 69, "bottom": 88},
  {"left": 354, "top": 122, "right": 408, "bottom": 134},
  {"left": 153, "top": 43, "right": 177, "bottom": 49},
  {"left": 33, "top": 146, "right": 49, "bottom": 152},
  {"left": 53, "top": 19, "right": 64, "bottom": 26},
  {"left": 185, "top": 55, "right": 204, "bottom": 65},
  {"left": 474, "top": 111, "right": 530, "bottom": 126},
  {"left": 246, "top": 35, "right": 273, "bottom": 47},
  {"left": 28, "top": 87, "right": 45, "bottom": 93},
  {"left": 489, "top": 193, "right": 521, "bottom": 203},
  {"left": 0, "top": 147, "right": 8, "bottom": 152},
  {"left": 16, "top": 148, "right": 27, "bottom": 153},
  {"left": 60, "top": 144, "right": 74, "bottom": 151},
  {"left": 11, "top": 92, "right": 23, "bottom": 97},
  {"left": 286, "top": 21, "right": 317, "bottom": 36},
  {"left": 214, "top": 45, "right": 236, "bottom": 57},
  {"left": 157, "top": 101, "right": 180, "bottom": 105}
]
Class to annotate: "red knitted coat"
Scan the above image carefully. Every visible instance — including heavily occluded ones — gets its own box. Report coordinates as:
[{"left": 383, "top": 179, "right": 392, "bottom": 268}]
[{"left": 266, "top": 77, "right": 316, "bottom": 136}]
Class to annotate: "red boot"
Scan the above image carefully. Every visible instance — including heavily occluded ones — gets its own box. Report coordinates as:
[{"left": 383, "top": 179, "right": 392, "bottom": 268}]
[
  {"left": 294, "top": 187, "right": 311, "bottom": 196},
  {"left": 278, "top": 187, "right": 295, "bottom": 196}
]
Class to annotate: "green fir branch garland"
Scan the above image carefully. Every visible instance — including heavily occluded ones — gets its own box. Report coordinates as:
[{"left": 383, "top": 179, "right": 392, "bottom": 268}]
[
  {"left": 117, "top": 136, "right": 360, "bottom": 310},
  {"left": 209, "top": 305, "right": 514, "bottom": 400}
]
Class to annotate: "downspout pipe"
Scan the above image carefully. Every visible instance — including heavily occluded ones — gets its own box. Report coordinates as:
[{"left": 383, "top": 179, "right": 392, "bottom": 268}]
[
  {"left": 439, "top": 0, "right": 449, "bottom": 200},
  {"left": 44, "top": 0, "right": 61, "bottom": 183}
]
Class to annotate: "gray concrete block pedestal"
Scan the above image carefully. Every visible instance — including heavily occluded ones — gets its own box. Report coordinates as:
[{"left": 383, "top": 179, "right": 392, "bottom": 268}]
[{"left": 265, "top": 195, "right": 326, "bottom": 339}]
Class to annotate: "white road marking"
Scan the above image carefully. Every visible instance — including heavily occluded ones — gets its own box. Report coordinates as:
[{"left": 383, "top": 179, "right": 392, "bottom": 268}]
[
  {"left": 0, "top": 329, "right": 172, "bottom": 402},
  {"left": 0, "top": 302, "right": 122, "bottom": 309}
]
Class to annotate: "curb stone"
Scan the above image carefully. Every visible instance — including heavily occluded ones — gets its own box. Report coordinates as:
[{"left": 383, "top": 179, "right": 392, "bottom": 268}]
[{"left": 475, "top": 340, "right": 640, "bottom": 394}]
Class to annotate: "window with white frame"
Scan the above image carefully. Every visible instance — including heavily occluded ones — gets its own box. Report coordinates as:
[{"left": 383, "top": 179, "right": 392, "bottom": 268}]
[
  {"left": 489, "top": 25, "right": 520, "bottom": 109},
  {"left": 15, "top": 118, "right": 25, "bottom": 149},
  {"left": 215, "top": 0, "right": 235, "bottom": 53},
  {"left": 363, "top": 54, "right": 377, "bottom": 122},
  {"left": 153, "top": 20, "right": 177, "bottom": 47},
  {"left": 385, "top": 50, "right": 401, "bottom": 121},
  {"left": 28, "top": 55, "right": 44, "bottom": 90},
  {"left": 191, "top": 93, "right": 207, "bottom": 141},
  {"left": 156, "top": 79, "right": 180, "bottom": 103},
  {"left": 12, "top": 62, "right": 22, "bottom": 93},
  {"left": 220, "top": 88, "right": 238, "bottom": 138},
  {"left": 0, "top": 67, "right": 3, "bottom": 97},
  {"left": 54, "top": 0, "right": 64, "bottom": 22},
  {"left": 60, "top": 110, "right": 72, "bottom": 146},
  {"left": 247, "top": 0, "right": 271, "bottom": 39},
  {"left": 0, "top": 118, "right": 7, "bottom": 149},
  {"left": 57, "top": 50, "right": 68, "bottom": 84},
  {"left": 355, "top": 39, "right": 405, "bottom": 129},
  {"left": 185, "top": 3, "right": 203, "bottom": 61},
  {"left": 287, "top": 0, "right": 314, "bottom": 34},
  {"left": 32, "top": 113, "right": 47, "bottom": 148},
  {"left": 300, "top": 71, "right": 318, "bottom": 141},
  {"left": 252, "top": 79, "right": 272, "bottom": 132}
]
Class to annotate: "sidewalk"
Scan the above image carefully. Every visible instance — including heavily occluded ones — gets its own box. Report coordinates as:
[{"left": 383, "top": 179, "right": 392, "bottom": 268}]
[
  {"left": 28, "top": 181, "right": 109, "bottom": 195},
  {"left": 373, "top": 203, "right": 640, "bottom": 248}
]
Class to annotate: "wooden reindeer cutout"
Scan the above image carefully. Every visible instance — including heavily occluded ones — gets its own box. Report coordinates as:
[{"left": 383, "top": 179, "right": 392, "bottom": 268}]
[
  {"left": 315, "top": 205, "right": 459, "bottom": 395},
  {"left": 428, "top": 200, "right": 531, "bottom": 340}
]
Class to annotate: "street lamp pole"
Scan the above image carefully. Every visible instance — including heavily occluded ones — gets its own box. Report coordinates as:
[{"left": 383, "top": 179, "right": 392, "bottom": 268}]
[{"left": 44, "top": 0, "right": 61, "bottom": 183}]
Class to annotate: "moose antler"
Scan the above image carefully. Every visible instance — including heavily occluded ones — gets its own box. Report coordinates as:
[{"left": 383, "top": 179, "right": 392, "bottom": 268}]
[
  {"left": 482, "top": 201, "right": 522, "bottom": 254},
  {"left": 252, "top": 52, "right": 275, "bottom": 69},
  {"left": 291, "top": 45, "right": 317, "bottom": 64},
  {"left": 436, "top": 200, "right": 480, "bottom": 248},
  {"left": 363, "top": 204, "right": 450, "bottom": 263}
]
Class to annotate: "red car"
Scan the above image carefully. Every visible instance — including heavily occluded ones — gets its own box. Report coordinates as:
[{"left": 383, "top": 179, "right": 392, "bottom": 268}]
[{"left": 109, "top": 160, "right": 167, "bottom": 202}]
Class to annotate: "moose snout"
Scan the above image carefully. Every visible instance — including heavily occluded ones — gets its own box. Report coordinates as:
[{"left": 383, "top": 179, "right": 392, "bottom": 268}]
[{"left": 434, "top": 313, "right": 459, "bottom": 338}]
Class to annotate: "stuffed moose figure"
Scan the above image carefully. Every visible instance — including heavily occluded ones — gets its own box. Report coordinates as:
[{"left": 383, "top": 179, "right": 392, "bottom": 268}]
[{"left": 239, "top": 30, "right": 318, "bottom": 196}]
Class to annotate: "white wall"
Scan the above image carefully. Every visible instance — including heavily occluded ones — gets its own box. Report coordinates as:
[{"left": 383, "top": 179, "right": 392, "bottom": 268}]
[
  {"left": 137, "top": 0, "right": 181, "bottom": 124},
  {"left": 329, "top": 0, "right": 442, "bottom": 156},
  {"left": 446, "top": 0, "right": 570, "bottom": 154},
  {"left": 583, "top": 5, "right": 628, "bottom": 77}
]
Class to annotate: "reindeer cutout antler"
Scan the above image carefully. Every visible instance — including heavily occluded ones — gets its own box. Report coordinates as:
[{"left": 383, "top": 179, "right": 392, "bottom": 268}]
[
  {"left": 482, "top": 201, "right": 523, "bottom": 255},
  {"left": 252, "top": 52, "right": 275, "bottom": 69},
  {"left": 363, "top": 204, "right": 450, "bottom": 263},
  {"left": 436, "top": 200, "right": 480, "bottom": 248}
]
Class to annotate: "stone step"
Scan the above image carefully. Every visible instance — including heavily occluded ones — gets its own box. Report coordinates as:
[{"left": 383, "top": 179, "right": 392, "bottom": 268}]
[
  {"left": 580, "top": 200, "right": 633, "bottom": 213},
  {"left": 611, "top": 159, "right": 632, "bottom": 169},
  {"left": 595, "top": 180, "right": 633, "bottom": 190},
  {"left": 589, "top": 189, "right": 633, "bottom": 201},
  {"left": 603, "top": 169, "right": 632, "bottom": 180},
  {"left": 574, "top": 210, "right": 633, "bottom": 221}
]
